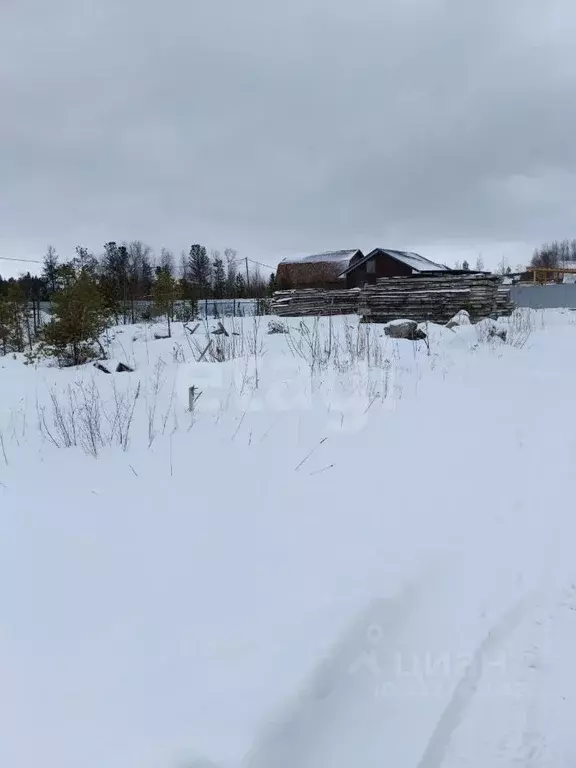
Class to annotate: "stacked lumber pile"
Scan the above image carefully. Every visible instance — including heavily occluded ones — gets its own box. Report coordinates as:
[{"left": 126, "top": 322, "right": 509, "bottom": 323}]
[
  {"left": 495, "top": 283, "right": 515, "bottom": 316},
  {"left": 272, "top": 275, "right": 515, "bottom": 322},
  {"left": 360, "top": 273, "right": 514, "bottom": 324},
  {"left": 271, "top": 288, "right": 361, "bottom": 317}
]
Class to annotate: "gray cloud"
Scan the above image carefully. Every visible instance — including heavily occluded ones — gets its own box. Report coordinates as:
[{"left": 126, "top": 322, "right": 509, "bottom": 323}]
[{"left": 1, "top": 0, "right": 576, "bottom": 274}]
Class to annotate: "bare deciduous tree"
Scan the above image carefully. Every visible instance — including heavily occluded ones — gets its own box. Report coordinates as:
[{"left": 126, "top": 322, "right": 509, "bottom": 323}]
[
  {"left": 159, "top": 247, "right": 175, "bottom": 276},
  {"left": 530, "top": 239, "right": 576, "bottom": 269},
  {"left": 42, "top": 245, "right": 59, "bottom": 295},
  {"left": 225, "top": 248, "right": 238, "bottom": 295}
]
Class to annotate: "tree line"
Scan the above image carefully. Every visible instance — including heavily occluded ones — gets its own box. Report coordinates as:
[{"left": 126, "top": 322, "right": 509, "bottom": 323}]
[
  {"left": 530, "top": 239, "right": 576, "bottom": 269},
  {"left": 459, "top": 240, "right": 576, "bottom": 274},
  {"left": 0, "top": 241, "right": 277, "bottom": 366},
  {"left": 1, "top": 242, "right": 276, "bottom": 307}
]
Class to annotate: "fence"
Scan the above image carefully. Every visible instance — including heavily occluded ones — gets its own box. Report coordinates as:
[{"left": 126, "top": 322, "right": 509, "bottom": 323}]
[
  {"left": 510, "top": 284, "right": 576, "bottom": 310},
  {"left": 189, "top": 299, "right": 260, "bottom": 318},
  {"left": 39, "top": 298, "right": 262, "bottom": 321}
]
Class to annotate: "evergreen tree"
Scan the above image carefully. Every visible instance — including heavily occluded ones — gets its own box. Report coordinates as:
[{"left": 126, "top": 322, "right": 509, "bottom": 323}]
[
  {"left": 6, "top": 283, "right": 29, "bottom": 352},
  {"left": 212, "top": 253, "right": 226, "bottom": 299},
  {"left": 234, "top": 272, "right": 246, "bottom": 298},
  {"left": 462, "top": 260, "right": 470, "bottom": 271},
  {"left": 0, "top": 297, "right": 10, "bottom": 355},
  {"left": 188, "top": 244, "right": 211, "bottom": 297},
  {"left": 73, "top": 246, "right": 98, "bottom": 275},
  {"left": 55, "top": 262, "right": 76, "bottom": 290},
  {"left": 42, "top": 269, "right": 111, "bottom": 366},
  {"left": 268, "top": 272, "right": 277, "bottom": 296},
  {"left": 100, "top": 242, "right": 130, "bottom": 323},
  {"left": 178, "top": 251, "right": 197, "bottom": 317},
  {"left": 0, "top": 284, "right": 30, "bottom": 354}
]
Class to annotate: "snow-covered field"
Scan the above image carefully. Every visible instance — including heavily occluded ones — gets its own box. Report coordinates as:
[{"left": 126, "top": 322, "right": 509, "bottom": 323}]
[{"left": 2, "top": 309, "right": 576, "bottom": 767}]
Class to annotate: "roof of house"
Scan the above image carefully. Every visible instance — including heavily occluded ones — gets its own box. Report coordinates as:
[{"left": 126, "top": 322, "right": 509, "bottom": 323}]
[
  {"left": 276, "top": 250, "right": 363, "bottom": 286},
  {"left": 339, "top": 248, "right": 450, "bottom": 276},
  {"left": 279, "top": 249, "right": 362, "bottom": 267}
]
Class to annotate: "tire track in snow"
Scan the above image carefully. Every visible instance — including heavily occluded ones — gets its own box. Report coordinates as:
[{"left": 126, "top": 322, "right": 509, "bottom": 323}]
[
  {"left": 513, "top": 583, "right": 576, "bottom": 767},
  {"left": 416, "top": 598, "right": 533, "bottom": 768},
  {"left": 439, "top": 583, "right": 576, "bottom": 766},
  {"left": 242, "top": 576, "right": 424, "bottom": 768}
]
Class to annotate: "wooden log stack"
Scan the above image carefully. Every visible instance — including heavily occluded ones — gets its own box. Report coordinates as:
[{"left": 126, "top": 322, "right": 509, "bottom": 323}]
[
  {"left": 495, "top": 283, "right": 515, "bottom": 317},
  {"left": 271, "top": 288, "right": 361, "bottom": 317},
  {"left": 360, "top": 273, "right": 514, "bottom": 324},
  {"left": 272, "top": 275, "right": 514, "bottom": 323}
]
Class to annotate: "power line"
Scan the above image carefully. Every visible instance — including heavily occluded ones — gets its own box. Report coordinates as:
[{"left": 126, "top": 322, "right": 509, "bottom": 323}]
[
  {"left": 230, "top": 256, "right": 276, "bottom": 271},
  {"left": 246, "top": 257, "right": 276, "bottom": 271},
  {"left": 1, "top": 253, "right": 277, "bottom": 270},
  {"left": 0, "top": 256, "right": 42, "bottom": 264}
]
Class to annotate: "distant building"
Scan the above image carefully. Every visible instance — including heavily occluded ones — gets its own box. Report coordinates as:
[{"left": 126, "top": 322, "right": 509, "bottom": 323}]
[
  {"left": 275, "top": 247, "right": 452, "bottom": 290},
  {"left": 340, "top": 249, "right": 451, "bottom": 289},
  {"left": 276, "top": 249, "right": 363, "bottom": 290}
]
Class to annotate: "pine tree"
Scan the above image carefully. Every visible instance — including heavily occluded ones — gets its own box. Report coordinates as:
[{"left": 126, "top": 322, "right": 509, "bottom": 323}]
[
  {"left": 0, "top": 283, "right": 32, "bottom": 354},
  {"left": 188, "top": 244, "right": 211, "bottom": 297},
  {"left": 73, "top": 246, "right": 98, "bottom": 275},
  {"left": 5, "top": 283, "right": 29, "bottom": 352},
  {"left": 212, "top": 253, "right": 226, "bottom": 299},
  {"left": 0, "top": 296, "right": 11, "bottom": 355},
  {"left": 268, "top": 272, "right": 277, "bottom": 296},
  {"left": 55, "top": 262, "right": 76, "bottom": 290},
  {"left": 235, "top": 272, "right": 246, "bottom": 298},
  {"left": 100, "top": 242, "right": 130, "bottom": 323},
  {"left": 462, "top": 260, "right": 470, "bottom": 271},
  {"left": 179, "top": 249, "right": 197, "bottom": 317},
  {"left": 42, "top": 269, "right": 111, "bottom": 366},
  {"left": 153, "top": 268, "right": 178, "bottom": 338}
]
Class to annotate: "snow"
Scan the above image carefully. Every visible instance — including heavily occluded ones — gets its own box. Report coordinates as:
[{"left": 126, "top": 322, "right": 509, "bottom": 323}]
[
  {"left": 368, "top": 249, "right": 449, "bottom": 273},
  {"left": 279, "top": 249, "right": 360, "bottom": 266},
  {"left": 385, "top": 250, "right": 449, "bottom": 272},
  {"left": 337, "top": 249, "right": 449, "bottom": 276},
  {"left": 2, "top": 309, "right": 576, "bottom": 767},
  {"left": 447, "top": 309, "right": 471, "bottom": 326}
]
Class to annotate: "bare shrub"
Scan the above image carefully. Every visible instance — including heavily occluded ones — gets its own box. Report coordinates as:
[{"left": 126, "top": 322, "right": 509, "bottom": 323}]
[{"left": 38, "top": 379, "right": 141, "bottom": 457}]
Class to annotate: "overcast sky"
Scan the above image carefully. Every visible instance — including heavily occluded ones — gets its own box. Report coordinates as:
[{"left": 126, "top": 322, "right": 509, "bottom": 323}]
[{"left": 2, "top": 0, "right": 575, "bottom": 277}]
